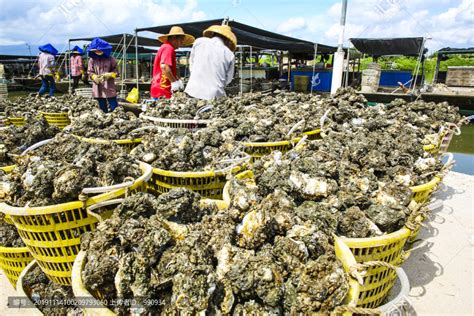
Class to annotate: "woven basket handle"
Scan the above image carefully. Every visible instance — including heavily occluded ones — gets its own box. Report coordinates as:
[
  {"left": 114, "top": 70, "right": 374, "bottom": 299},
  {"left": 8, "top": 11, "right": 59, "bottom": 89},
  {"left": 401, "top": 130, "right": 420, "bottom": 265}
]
[
  {"left": 20, "top": 138, "right": 53, "bottom": 156},
  {"left": 320, "top": 109, "right": 331, "bottom": 130},
  {"left": 86, "top": 198, "right": 124, "bottom": 222},
  {"left": 287, "top": 119, "right": 305, "bottom": 138}
]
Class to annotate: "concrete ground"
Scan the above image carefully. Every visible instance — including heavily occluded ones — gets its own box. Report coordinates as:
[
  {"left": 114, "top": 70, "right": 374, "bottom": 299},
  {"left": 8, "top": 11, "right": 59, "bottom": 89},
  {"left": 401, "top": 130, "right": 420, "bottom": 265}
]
[
  {"left": 403, "top": 171, "right": 473, "bottom": 315},
  {"left": 0, "top": 171, "right": 472, "bottom": 315}
]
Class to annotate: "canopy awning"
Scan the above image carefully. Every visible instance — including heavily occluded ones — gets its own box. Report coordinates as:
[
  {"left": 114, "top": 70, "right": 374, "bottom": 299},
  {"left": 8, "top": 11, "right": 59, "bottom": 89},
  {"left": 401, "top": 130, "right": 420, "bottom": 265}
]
[
  {"left": 350, "top": 37, "right": 424, "bottom": 57},
  {"left": 136, "top": 18, "right": 336, "bottom": 54},
  {"left": 0, "top": 54, "right": 36, "bottom": 61},
  {"left": 437, "top": 47, "right": 474, "bottom": 55},
  {"left": 69, "top": 33, "right": 160, "bottom": 47},
  {"left": 110, "top": 44, "right": 157, "bottom": 54}
]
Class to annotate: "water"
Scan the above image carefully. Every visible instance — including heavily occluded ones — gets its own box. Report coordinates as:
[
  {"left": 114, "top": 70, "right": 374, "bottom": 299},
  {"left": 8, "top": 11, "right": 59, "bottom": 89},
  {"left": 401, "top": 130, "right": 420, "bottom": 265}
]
[{"left": 448, "top": 123, "right": 474, "bottom": 175}]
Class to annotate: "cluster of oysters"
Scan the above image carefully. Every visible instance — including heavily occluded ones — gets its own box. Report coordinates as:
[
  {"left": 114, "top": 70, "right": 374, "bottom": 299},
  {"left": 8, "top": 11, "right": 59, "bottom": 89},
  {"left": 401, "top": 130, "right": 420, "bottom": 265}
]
[
  {"left": 0, "top": 89, "right": 463, "bottom": 314},
  {"left": 1, "top": 134, "right": 141, "bottom": 207}
]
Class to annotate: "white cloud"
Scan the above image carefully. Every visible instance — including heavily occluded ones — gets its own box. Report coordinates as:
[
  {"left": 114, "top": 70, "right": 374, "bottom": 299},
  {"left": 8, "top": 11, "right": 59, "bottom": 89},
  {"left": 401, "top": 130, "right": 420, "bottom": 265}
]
[
  {"left": 0, "top": 0, "right": 207, "bottom": 48},
  {"left": 283, "top": 0, "right": 474, "bottom": 52},
  {"left": 276, "top": 17, "right": 307, "bottom": 34}
]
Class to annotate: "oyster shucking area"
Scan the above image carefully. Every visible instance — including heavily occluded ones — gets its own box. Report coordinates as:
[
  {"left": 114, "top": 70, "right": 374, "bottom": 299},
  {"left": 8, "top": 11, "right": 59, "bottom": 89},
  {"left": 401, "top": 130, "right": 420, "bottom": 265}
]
[{"left": 0, "top": 88, "right": 470, "bottom": 315}]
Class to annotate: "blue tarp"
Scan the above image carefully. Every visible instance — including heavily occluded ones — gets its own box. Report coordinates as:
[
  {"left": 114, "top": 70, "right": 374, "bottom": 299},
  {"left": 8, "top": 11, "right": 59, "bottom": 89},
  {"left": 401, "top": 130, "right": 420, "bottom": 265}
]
[
  {"left": 379, "top": 70, "right": 412, "bottom": 87},
  {"left": 290, "top": 70, "right": 333, "bottom": 92}
]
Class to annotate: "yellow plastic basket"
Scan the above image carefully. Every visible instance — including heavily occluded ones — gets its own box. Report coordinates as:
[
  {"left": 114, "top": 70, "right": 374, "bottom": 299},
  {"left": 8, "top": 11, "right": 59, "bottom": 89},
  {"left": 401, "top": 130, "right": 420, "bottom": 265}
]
[
  {"left": 39, "top": 111, "right": 71, "bottom": 129},
  {"left": 72, "top": 134, "right": 142, "bottom": 152},
  {"left": 0, "top": 245, "right": 33, "bottom": 288},
  {"left": 242, "top": 129, "right": 321, "bottom": 161},
  {"left": 0, "top": 164, "right": 16, "bottom": 173},
  {"left": 339, "top": 227, "right": 412, "bottom": 308},
  {"left": 224, "top": 170, "right": 414, "bottom": 309},
  {"left": 147, "top": 166, "right": 241, "bottom": 200},
  {"left": 303, "top": 129, "right": 322, "bottom": 140},
  {"left": 408, "top": 175, "right": 442, "bottom": 242},
  {"left": 71, "top": 238, "right": 360, "bottom": 315},
  {"left": 0, "top": 162, "right": 152, "bottom": 285},
  {"left": 410, "top": 175, "right": 442, "bottom": 205},
  {"left": 7, "top": 117, "right": 26, "bottom": 126},
  {"left": 16, "top": 260, "right": 48, "bottom": 315},
  {"left": 140, "top": 114, "right": 210, "bottom": 130}
]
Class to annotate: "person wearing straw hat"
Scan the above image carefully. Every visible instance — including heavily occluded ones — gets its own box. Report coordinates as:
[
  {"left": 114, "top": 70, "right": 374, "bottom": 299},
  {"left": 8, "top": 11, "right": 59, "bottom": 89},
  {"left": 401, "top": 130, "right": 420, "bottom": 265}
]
[
  {"left": 184, "top": 23, "right": 237, "bottom": 100},
  {"left": 38, "top": 43, "right": 59, "bottom": 97},
  {"left": 150, "top": 26, "right": 195, "bottom": 99},
  {"left": 70, "top": 45, "right": 84, "bottom": 94},
  {"left": 87, "top": 38, "right": 119, "bottom": 112}
]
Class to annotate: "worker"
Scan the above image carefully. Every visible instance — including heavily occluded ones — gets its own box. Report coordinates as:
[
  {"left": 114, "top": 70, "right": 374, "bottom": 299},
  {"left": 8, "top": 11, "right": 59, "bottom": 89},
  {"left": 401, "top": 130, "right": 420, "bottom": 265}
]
[
  {"left": 87, "top": 38, "right": 118, "bottom": 113},
  {"left": 70, "top": 45, "right": 84, "bottom": 94},
  {"left": 38, "top": 43, "right": 58, "bottom": 97},
  {"left": 184, "top": 23, "right": 237, "bottom": 100},
  {"left": 150, "top": 26, "right": 195, "bottom": 99}
]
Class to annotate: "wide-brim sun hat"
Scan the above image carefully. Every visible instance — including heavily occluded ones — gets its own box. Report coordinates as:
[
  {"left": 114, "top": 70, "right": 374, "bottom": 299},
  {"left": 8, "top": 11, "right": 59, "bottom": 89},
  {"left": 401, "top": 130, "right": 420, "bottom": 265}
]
[
  {"left": 38, "top": 43, "right": 59, "bottom": 56},
  {"left": 158, "top": 26, "right": 195, "bottom": 47},
  {"left": 87, "top": 38, "right": 113, "bottom": 58},
  {"left": 203, "top": 25, "right": 237, "bottom": 51}
]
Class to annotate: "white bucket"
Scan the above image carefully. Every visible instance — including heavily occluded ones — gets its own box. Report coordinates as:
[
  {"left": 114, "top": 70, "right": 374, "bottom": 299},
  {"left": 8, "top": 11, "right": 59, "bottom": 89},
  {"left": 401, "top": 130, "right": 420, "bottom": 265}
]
[{"left": 361, "top": 63, "right": 381, "bottom": 93}]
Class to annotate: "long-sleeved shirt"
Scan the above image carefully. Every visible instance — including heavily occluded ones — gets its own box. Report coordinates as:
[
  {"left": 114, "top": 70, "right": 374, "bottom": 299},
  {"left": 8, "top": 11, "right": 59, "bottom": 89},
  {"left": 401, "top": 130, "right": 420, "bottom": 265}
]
[
  {"left": 70, "top": 55, "right": 83, "bottom": 77},
  {"left": 38, "top": 52, "right": 55, "bottom": 76},
  {"left": 87, "top": 57, "right": 118, "bottom": 98},
  {"left": 184, "top": 37, "right": 235, "bottom": 100}
]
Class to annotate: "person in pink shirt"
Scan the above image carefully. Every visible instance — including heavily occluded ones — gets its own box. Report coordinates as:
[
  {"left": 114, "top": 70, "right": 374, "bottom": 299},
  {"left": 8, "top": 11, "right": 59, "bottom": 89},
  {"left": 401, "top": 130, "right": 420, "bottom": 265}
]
[
  {"left": 70, "top": 45, "right": 84, "bottom": 94},
  {"left": 87, "top": 38, "right": 118, "bottom": 112}
]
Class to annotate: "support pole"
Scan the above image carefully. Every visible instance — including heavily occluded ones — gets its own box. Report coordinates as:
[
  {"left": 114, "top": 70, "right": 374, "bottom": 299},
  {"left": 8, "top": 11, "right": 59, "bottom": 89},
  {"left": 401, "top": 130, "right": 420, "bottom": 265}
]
[
  {"left": 239, "top": 46, "right": 243, "bottom": 95},
  {"left": 67, "top": 41, "right": 71, "bottom": 94},
  {"left": 311, "top": 43, "right": 318, "bottom": 94},
  {"left": 433, "top": 52, "right": 442, "bottom": 84},
  {"left": 345, "top": 42, "right": 351, "bottom": 87},
  {"left": 250, "top": 45, "right": 253, "bottom": 92},
  {"left": 330, "top": 0, "right": 348, "bottom": 94},
  {"left": 135, "top": 29, "right": 139, "bottom": 90},
  {"left": 122, "top": 33, "right": 126, "bottom": 92}
]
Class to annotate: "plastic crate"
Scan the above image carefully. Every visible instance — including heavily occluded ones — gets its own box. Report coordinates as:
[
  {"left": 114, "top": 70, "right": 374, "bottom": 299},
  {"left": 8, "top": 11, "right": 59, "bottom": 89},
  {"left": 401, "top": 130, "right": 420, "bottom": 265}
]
[
  {"left": 72, "top": 238, "right": 361, "bottom": 315},
  {"left": 340, "top": 227, "right": 412, "bottom": 308},
  {"left": 72, "top": 134, "right": 142, "bottom": 152},
  {"left": 0, "top": 245, "right": 33, "bottom": 288},
  {"left": 39, "top": 111, "right": 71, "bottom": 129},
  {"left": 410, "top": 176, "right": 442, "bottom": 205},
  {"left": 0, "top": 164, "right": 15, "bottom": 173},
  {"left": 147, "top": 166, "right": 242, "bottom": 200},
  {"left": 242, "top": 129, "right": 320, "bottom": 162},
  {"left": 141, "top": 114, "right": 210, "bottom": 130},
  {"left": 16, "top": 260, "right": 49, "bottom": 315},
  {"left": 0, "top": 162, "right": 152, "bottom": 285},
  {"left": 7, "top": 117, "right": 26, "bottom": 126}
]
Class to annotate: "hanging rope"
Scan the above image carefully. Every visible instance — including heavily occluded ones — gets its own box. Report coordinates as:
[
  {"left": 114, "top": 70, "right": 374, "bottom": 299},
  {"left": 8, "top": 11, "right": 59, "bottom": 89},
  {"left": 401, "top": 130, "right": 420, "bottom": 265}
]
[{"left": 410, "top": 37, "right": 426, "bottom": 92}]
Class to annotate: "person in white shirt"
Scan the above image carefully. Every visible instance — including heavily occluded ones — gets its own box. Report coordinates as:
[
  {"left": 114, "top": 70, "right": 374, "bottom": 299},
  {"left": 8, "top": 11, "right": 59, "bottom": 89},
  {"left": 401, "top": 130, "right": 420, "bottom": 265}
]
[{"left": 184, "top": 24, "right": 237, "bottom": 100}]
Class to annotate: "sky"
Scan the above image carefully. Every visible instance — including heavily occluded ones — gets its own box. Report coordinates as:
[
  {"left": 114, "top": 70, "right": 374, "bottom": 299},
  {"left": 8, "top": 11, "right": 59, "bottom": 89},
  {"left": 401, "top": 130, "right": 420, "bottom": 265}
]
[{"left": 0, "top": 0, "right": 472, "bottom": 55}]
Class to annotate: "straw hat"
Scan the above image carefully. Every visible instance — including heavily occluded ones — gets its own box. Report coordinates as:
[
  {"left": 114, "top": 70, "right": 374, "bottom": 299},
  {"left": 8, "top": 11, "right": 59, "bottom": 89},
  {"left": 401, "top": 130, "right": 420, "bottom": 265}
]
[
  {"left": 203, "top": 24, "right": 237, "bottom": 51},
  {"left": 158, "top": 26, "right": 195, "bottom": 46}
]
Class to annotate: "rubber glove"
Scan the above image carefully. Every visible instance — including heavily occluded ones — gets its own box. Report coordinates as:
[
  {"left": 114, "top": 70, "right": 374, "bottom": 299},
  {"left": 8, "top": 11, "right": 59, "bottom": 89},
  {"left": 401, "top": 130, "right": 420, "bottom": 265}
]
[
  {"left": 177, "top": 79, "right": 184, "bottom": 90},
  {"left": 91, "top": 74, "right": 103, "bottom": 84},
  {"left": 171, "top": 80, "right": 181, "bottom": 91},
  {"left": 103, "top": 72, "right": 117, "bottom": 80}
]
